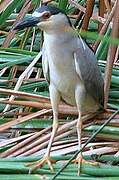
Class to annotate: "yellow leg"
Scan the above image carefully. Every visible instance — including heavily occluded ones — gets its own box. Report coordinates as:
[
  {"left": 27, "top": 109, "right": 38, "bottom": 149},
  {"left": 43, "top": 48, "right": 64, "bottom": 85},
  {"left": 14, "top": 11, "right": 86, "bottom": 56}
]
[
  {"left": 73, "top": 113, "right": 99, "bottom": 175},
  {"left": 26, "top": 85, "right": 60, "bottom": 172},
  {"left": 76, "top": 113, "right": 82, "bottom": 176},
  {"left": 74, "top": 86, "right": 85, "bottom": 175}
]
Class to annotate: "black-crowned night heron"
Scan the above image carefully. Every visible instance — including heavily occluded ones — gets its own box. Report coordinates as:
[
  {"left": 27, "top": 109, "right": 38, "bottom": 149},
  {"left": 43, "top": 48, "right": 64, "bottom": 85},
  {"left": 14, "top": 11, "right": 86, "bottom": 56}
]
[{"left": 14, "top": 5, "right": 104, "bottom": 175}]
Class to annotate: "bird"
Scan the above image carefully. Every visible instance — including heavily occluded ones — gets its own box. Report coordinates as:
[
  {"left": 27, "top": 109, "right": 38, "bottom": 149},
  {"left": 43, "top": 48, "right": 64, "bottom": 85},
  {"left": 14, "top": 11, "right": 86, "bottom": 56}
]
[{"left": 14, "top": 5, "right": 104, "bottom": 175}]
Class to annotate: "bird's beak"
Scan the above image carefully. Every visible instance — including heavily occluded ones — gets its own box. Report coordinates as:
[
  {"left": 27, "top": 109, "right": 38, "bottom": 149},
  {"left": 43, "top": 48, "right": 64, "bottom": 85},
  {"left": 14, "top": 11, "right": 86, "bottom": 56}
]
[{"left": 13, "top": 16, "right": 40, "bottom": 30}]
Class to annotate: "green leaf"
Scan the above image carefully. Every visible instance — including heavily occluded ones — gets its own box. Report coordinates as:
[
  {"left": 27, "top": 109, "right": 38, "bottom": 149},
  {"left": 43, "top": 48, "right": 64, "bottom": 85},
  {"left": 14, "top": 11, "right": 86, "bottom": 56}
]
[
  {"left": 59, "top": 0, "right": 69, "bottom": 11},
  {"left": 0, "top": 0, "right": 24, "bottom": 25}
]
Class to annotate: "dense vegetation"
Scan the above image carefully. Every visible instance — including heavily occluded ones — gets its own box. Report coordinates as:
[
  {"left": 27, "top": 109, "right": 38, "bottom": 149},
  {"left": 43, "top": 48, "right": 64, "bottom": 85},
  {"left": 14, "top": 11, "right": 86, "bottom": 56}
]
[{"left": 0, "top": 0, "right": 119, "bottom": 179}]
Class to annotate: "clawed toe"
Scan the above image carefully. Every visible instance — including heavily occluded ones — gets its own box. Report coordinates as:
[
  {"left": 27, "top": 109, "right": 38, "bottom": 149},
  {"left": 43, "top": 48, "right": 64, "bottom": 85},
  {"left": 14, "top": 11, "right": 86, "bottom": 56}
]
[
  {"left": 26, "top": 156, "right": 56, "bottom": 173},
  {"left": 73, "top": 155, "right": 99, "bottom": 176}
]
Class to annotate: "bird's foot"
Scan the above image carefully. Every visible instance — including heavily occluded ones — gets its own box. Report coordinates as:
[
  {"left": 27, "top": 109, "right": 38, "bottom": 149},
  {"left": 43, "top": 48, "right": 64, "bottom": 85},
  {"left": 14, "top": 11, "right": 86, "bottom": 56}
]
[
  {"left": 73, "top": 154, "right": 99, "bottom": 176},
  {"left": 26, "top": 156, "right": 56, "bottom": 173},
  {"left": 72, "top": 154, "right": 83, "bottom": 176}
]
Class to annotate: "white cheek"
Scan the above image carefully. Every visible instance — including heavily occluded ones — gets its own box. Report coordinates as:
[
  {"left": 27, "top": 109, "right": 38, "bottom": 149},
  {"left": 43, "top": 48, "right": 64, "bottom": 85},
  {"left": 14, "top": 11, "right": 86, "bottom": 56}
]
[
  {"left": 32, "top": 12, "right": 43, "bottom": 17},
  {"left": 37, "top": 22, "right": 44, "bottom": 29},
  {"left": 37, "top": 21, "right": 49, "bottom": 30},
  {"left": 37, "top": 21, "right": 47, "bottom": 26}
]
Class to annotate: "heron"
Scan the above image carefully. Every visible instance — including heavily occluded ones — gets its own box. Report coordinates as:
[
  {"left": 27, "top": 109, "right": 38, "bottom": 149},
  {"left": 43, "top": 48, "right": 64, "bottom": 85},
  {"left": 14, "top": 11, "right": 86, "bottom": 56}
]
[{"left": 14, "top": 5, "right": 104, "bottom": 175}]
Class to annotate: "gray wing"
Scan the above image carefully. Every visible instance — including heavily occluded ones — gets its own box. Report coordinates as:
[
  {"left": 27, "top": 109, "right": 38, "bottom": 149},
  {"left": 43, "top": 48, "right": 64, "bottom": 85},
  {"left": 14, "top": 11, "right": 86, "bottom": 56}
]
[
  {"left": 74, "top": 37, "right": 104, "bottom": 107},
  {"left": 42, "top": 42, "right": 50, "bottom": 83}
]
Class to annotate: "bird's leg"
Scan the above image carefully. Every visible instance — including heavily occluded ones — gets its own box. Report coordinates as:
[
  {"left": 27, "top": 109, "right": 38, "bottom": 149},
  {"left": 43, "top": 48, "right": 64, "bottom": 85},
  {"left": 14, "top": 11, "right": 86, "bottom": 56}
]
[
  {"left": 75, "top": 112, "right": 83, "bottom": 176},
  {"left": 74, "top": 112, "right": 99, "bottom": 175},
  {"left": 27, "top": 85, "right": 60, "bottom": 172},
  {"left": 73, "top": 86, "right": 99, "bottom": 175},
  {"left": 72, "top": 86, "right": 85, "bottom": 175},
  {"left": 47, "top": 84, "right": 60, "bottom": 154}
]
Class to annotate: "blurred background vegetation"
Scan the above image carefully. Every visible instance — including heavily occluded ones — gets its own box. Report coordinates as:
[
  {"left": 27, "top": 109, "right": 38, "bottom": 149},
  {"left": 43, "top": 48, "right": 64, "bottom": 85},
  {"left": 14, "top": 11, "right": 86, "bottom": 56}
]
[{"left": 0, "top": 0, "right": 119, "bottom": 179}]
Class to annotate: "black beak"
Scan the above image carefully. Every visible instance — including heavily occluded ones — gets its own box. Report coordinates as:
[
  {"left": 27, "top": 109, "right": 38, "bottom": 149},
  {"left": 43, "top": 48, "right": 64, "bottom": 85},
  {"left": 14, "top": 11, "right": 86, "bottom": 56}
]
[{"left": 13, "top": 16, "right": 40, "bottom": 30}]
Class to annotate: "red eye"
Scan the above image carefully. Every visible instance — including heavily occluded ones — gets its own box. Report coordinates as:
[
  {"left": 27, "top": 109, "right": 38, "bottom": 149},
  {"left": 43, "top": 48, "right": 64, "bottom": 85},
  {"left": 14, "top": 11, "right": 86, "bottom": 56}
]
[{"left": 43, "top": 12, "right": 51, "bottom": 19}]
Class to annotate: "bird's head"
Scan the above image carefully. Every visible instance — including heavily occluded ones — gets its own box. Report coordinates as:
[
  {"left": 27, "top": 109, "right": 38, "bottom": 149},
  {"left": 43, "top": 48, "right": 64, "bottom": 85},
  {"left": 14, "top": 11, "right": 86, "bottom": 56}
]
[{"left": 14, "top": 5, "right": 72, "bottom": 32}]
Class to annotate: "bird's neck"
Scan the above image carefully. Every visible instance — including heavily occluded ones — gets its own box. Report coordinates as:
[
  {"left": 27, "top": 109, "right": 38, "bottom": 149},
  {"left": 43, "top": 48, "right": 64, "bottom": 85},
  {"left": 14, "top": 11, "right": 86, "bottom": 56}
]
[
  {"left": 43, "top": 26, "right": 76, "bottom": 45},
  {"left": 43, "top": 24, "right": 74, "bottom": 35}
]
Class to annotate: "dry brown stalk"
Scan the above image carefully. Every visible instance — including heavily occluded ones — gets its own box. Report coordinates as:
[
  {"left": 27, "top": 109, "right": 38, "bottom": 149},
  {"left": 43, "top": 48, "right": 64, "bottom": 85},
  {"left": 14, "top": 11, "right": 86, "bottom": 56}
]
[
  {"left": 0, "top": 127, "right": 51, "bottom": 157},
  {"left": 114, "top": 46, "right": 119, "bottom": 62},
  {"left": 104, "top": 0, "right": 112, "bottom": 12},
  {"left": 98, "top": 0, "right": 105, "bottom": 31},
  {"left": 21, "top": 113, "right": 96, "bottom": 156},
  {"left": 93, "top": 0, "right": 117, "bottom": 51},
  {"left": 0, "top": 68, "right": 8, "bottom": 77},
  {"left": 1, "top": 99, "right": 114, "bottom": 116},
  {"left": 30, "top": 28, "right": 36, "bottom": 52},
  {"left": 12, "top": 129, "right": 76, "bottom": 157},
  {"left": 42, "top": 0, "right": 53, "bottom": 4},
  {"left": 83, "top": 146, "right": 117, "bottom": 156},
  {"left": 3, "top": 51, "right": 42, "bottom": 112},
  {"left": 0, "top": 133, "right": 34, "bottom": 148},
  {"left": 69, "top": 0, "right": 86, "bottom": 13},
  {"left": 0, "top": 0, "right": 13, "bottom": 13},
  {"left": 99, "top": 60, "right": 119, "bottom": 66},
  {"left": 104, "top": 0, "right": 119, "bottom": 108},
  {"left": 0, "top": 31, "right": 9, "bottom": 35},
  {"left": 1, "top": 113, "right": 96, "bottom": 157},
  {"left": 81, "top": 0, "right": 95, "bottom": 31},
  {"left": 0, "top": 78, "right": 45, "bottom": 83},
  {"left": 0, "top": 99, "right": 79, "bottom": 115},
  {"left": 0, "top": 109, "right": 52, "bottom": 132},
  {"left": 2, "top": 0, "right": 31, "bottom": 48},
  {"left": 0, "top": 88, "right": 50, "bottom": 101},
  {"left": 8, "top": 66, "right": 18, "bottom": 88},
  {"left": 69, "top": 0, "right": 108, "bottom": 25}
]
